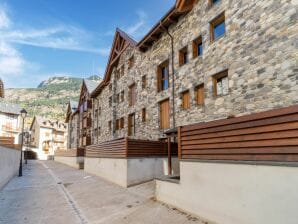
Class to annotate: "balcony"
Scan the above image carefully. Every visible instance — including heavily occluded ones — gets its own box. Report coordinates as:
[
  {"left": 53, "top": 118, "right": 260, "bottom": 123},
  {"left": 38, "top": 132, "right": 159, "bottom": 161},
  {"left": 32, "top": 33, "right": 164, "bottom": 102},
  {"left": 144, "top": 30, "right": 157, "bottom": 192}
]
[{"left": 2, "top": 125, "right": 20, "bottom": 133}]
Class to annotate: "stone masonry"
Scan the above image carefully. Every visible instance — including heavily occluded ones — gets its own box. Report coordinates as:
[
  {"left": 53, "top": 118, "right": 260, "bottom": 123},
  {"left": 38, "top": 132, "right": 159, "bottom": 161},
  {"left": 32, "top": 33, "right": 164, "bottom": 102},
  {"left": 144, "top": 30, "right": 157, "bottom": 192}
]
[{"left": 92, "top": 0, "right": 298, "bottom": 143}]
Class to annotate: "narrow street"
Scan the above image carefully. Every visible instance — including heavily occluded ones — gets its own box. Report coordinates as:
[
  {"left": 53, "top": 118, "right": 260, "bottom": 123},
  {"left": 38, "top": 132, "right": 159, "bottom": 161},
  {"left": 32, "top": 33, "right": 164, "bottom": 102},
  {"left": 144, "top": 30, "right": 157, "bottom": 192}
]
[{"left": 0, "top": 161, "right": 206, "bottom": 224}]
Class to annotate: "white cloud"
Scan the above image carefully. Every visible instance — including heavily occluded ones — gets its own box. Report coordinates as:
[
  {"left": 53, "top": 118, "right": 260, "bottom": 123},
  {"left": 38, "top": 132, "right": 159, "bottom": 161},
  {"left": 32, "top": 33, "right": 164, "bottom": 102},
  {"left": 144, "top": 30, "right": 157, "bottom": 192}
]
[{"left": 0, "top": 6, "right": 10, "bottom": 29}]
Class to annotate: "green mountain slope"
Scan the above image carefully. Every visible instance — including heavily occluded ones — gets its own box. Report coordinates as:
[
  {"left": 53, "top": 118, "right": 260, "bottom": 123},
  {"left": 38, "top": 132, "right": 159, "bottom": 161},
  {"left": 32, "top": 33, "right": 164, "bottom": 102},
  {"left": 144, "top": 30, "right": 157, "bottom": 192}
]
[{"left": 5, "top": 76, "right": 101, "bottom": 122}]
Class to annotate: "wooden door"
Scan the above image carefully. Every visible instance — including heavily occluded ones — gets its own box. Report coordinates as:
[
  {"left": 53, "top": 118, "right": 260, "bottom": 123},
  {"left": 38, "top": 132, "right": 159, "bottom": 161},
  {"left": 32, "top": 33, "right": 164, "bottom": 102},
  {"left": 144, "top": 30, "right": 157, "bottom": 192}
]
[{"left": 160, "top": 99, "right": 170, "bottom": 129}]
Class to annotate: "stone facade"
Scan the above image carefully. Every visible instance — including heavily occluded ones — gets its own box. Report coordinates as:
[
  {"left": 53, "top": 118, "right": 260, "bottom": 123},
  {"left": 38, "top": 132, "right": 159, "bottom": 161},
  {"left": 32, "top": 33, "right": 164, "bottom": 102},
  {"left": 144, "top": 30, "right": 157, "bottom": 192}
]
[
  {"left": 67, "top": 113, "right": 79, "bottom": 149},
  {"left": 92, "top": 0, "right": 298, "bottom": 143}
]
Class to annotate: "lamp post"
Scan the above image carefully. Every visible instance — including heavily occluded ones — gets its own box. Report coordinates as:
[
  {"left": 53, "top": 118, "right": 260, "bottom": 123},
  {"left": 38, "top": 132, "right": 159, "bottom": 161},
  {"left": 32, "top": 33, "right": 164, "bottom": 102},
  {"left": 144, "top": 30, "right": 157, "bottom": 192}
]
[{"left": 19, "top": 108, "right": 27, "bottom": 177}]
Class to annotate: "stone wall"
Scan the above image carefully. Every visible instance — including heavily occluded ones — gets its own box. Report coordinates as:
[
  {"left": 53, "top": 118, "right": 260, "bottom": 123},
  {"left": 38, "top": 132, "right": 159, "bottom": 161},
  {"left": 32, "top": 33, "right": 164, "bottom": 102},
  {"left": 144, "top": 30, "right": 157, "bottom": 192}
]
[
  {"left": 0, "top": 146, "right": 21, "bottom": 190},
  {"left": 68, "top": 113, "right": 79, "bottom": 149},
  {"left": 92, "top": 0, "right": 297, "bottom": 143}
]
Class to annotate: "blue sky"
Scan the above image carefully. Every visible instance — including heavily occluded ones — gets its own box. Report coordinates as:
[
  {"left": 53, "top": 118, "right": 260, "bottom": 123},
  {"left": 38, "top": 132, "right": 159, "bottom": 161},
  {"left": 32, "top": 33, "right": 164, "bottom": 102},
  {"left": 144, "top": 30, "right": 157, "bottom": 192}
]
[{"left": 0, "top": 0, "right": 174, "bottom": 88}]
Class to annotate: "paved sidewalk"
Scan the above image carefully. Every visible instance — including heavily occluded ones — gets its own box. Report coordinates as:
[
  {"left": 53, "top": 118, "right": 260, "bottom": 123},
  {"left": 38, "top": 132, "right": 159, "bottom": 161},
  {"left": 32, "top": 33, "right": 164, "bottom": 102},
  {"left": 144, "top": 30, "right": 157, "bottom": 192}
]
[{"left": 0, "top": 160, "right": 207, "bottom": 224}]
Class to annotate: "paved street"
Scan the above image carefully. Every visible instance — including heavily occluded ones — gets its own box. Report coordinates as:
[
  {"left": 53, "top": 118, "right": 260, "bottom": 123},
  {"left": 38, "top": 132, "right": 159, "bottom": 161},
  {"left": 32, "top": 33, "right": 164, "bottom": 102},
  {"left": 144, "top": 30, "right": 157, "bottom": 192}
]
[{"left": 0, "top": 161, "right": 207, "bottom": 224}]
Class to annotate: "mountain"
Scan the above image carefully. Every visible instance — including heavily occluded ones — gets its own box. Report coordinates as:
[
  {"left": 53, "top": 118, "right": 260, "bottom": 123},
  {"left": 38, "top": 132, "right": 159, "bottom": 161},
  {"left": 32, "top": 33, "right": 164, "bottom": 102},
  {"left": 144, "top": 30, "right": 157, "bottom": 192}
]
[{"left": 4, "top": 76, "right": 101, "bottom": 123}]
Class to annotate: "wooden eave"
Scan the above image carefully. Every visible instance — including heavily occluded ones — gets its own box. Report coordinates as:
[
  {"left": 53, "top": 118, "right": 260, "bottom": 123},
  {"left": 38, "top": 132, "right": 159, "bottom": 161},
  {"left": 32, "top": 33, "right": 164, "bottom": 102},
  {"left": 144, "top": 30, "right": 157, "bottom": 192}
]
[
  {"left": 176, "top": 0, "right": 196, "bottom": 12},
  {"left": 91, "top": 29, "right": 137, "bottom": 98}
]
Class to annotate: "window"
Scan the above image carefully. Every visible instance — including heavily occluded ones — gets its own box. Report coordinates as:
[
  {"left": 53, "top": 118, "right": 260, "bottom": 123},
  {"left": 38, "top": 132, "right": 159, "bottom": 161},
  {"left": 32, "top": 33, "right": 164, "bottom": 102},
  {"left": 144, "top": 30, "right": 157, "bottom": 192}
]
[
  {"left": 115, "top": 119, "right": 120, "bottom": 131},
  {"left": 109, "top": 96, "right": 113, "bottom": 107},
  {"left": 181, "top": 91, "right": 190, "bottom": 109},
  {"left": 209, "top": 0, "right": 221, "bottom": 7},
  {"left": 109, "top": 83, "right": 113, "bottom": 91},
  {"left": 142, "top": 108, "right": 146, "bottom": 122},
  {"left": 179, "top": 47, "right": 188, "bottom": 66},
  {"left": 142, "top": 75, "right": 147, "bottom": 89},
  {"left": 115, "top": 69, "right": 120, "bottom": 80},
  {"left": 192, "top": 36, "right": 203, "bottom": 58},
  {"left": 120, "top": 117, "right": 124, "bottom": 129},
  {"left": 213, "top": 70, "right": 229, "bottom": 96},
  {"left": 128, "top": 83, "right": 136, "bottom": 106},
  {"left": 128, "top": 55, "right": 135, "bottom": 69},
  {"left": 120, "top": 64, "right": 125, "bottom": 77},
  {"left": 195, "top": 84, "right": 205, "bottom": 105},
  {"left": 210, "top": 12, "right": 225, "bottom": 42},
  {"left": 157, "top": 61, "right": 169, "bottom": 92},
  {"left": 120, "top": 91, "right": 125, "bottom": 102},
  {"left": 108, "top": 121, "right": 112, "bottom": 132},
  {"left": 159, "top": 99, "right": 170, "bottom": 129},
  {"left": 98, "top": 127, "right": 101, "bottom": 136},
  {"left": 128, "top": 113, "right": 135, "bottom": 136}
]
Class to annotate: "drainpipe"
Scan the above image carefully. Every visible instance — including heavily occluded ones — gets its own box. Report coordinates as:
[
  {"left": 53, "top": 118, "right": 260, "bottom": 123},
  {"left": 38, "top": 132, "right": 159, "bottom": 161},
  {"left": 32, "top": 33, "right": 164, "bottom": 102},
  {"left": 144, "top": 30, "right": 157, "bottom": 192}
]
[{"left": 160, "top": 22, "right": 176, "bottom": 129}]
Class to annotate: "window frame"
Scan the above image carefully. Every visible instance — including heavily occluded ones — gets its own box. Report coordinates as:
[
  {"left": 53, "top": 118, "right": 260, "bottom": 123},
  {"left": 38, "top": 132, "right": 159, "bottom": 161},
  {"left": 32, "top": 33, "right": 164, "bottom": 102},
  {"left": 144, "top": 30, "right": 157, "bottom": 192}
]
[
  {"left": 142, "top": 75, "right": 147, "bottom": 89},
  {"left": 195, "top": 84, "right": 205, "bottom": 106},
  {"left": 159, "top": 99, "right": 170, "bottom": 130},
  {"left": 141, "top": 108, "right": 146, "bottom": 122},
  {"left": 128, "top": 113, "right": 135, "bottom": 136},
  {"left": 210, "top": 12, "right": 226, "bottom": 42},
  {"left": 157, "top": 60, "right": 169, "bottom": 92},
  {"left": 212, "top": 70, "right": 229, "bottom": 97},
  {"left": 192, "top": 36, "right": 203, "bottom": 58},
  {"left": 128, "top": 83, "right": 136, "bottom": 106},
  {"left": 181, "top": 90, "right": 190, "bottom": 110},
  {"left": 179, "top": 46, "right": 189, "bottom": 66}
]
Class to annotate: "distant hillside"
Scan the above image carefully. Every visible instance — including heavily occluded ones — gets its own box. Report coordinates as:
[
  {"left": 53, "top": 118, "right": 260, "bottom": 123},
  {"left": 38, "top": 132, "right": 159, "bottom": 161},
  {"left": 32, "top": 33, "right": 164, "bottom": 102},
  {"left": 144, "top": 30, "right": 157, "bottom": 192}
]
[{"left": 5, "top": 76, "right": 101, "bottom": 122}]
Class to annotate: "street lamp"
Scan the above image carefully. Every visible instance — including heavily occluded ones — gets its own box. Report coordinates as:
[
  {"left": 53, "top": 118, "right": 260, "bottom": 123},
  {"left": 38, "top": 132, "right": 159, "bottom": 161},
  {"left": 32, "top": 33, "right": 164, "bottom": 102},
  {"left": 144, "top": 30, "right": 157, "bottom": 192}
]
[{"left": 19, "top": 108, "right": 27, "bottom": 177}]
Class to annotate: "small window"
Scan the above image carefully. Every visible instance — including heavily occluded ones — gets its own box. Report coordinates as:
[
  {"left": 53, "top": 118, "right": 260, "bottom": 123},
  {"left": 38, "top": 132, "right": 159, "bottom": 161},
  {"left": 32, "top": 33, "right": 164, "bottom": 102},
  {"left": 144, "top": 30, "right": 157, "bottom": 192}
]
[
  {"left": 115, "top": 69, "right": 120, "bottom": 80},
  {"left": 128, "top": 55, "right": 135, "bottom": 69},
  {"left": 120, "top": 65, "right": 125, "bottom": 77},
  {"left": 108, "top": 121, "right": 112, "bottom": 132},
  {"left": 181, "top": 91, "right": 190, "bottom": 109},
  {"left": 210, "top": 12, "right": 225, "bottom": 42},
  {"left": 109, "top": 83, "right": 113, "bottom": 91},
  {"left": 209, "top": 0, "right": 221, "bottom": 7},
  {"left": 213, "top": 70, "right": 229, "bottom": 96},
  {"left": 115, "top": 119, "right": 120, "bottom": 131},
  {"left": 128, "top": 83, "right": 136, "bottom": 106},
  {"left": 195, "top": 84, "right": 205, "bottom": 105},
  {"left": 192, "top": 36, "right": 203, "bottom": 58},
  {"left": 160, "top": 99, "right": 170, "bottom": 129},
  {"left": 116, "top": 93, "right": 120, "bottom": 103},
  {"left": 179, "top": 47, "right": 188, "bottom": 66},
  {"left": 98, "top": 127, "right": 101, "bottom": 136},
  {"left": 157, "top": 61, "right": 169, "bottom": 92},
  {"left": 142, "top": 108, "right": 146, "bottom": 122},
  {"left": 109, "top": 96, "right": 113, "bottom": 107},
  {"left": 142, "top": 75, "right": 147, "bottom": 89},
  {"left": 128, "top": 113, "right": 135, "bottom": 136},
  {"left": 120, "top": 91, "right": 125, "bottom": 102},
  {"left": 120, "top": 117, "right": 124, "bottom": 129}
]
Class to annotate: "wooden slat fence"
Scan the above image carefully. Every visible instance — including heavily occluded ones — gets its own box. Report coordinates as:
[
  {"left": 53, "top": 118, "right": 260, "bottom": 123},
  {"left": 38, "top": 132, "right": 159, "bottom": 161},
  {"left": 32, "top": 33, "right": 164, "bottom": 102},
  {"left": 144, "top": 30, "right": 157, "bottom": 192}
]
[
  {"left": 86, "top": 138, "right": 177, "bottom": 158},
  {"left": 179, "top": 105, "right": 298, "bottom": 162},
  {"left": 55, "top": 147, "right": 85, "bottom": 157},
  {"left": 0, "top": 136, "right": 21, "bottom": 150}
]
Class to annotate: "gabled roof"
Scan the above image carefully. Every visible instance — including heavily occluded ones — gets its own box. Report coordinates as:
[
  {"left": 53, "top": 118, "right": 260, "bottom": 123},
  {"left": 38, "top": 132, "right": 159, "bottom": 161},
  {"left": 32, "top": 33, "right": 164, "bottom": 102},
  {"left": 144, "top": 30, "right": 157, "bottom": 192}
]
[
  {"left": 91, "top": 28, "right": 137, "bottom": 97},
  {"left": 31, "top": 116, "right": 67, "bottom": 132},
  {"left": 84, "top": 79, "right": 99, "bottom": 93},
  {"left": 65, "top": 100, "right": 78, "bottom": 123},
  {"left": 138, "top": 0, "right": 195, "bottom": 52},
  {"left": 0, "top": 101, "right": 22, "bottom": 115}
]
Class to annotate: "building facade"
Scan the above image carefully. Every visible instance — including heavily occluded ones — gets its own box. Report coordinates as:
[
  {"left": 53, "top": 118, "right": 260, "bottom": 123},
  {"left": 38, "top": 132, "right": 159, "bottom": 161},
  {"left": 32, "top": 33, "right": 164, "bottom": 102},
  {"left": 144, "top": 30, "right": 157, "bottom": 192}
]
[
  {"left": 91, "top": 0, "right": 297, "bottom": 144},
  {"left": 65, "top": 100, "right": 79, "bottom": 150},
  {"left": 0, "top": 102, "right": 22, "bottom": 144},
  {"left": 30, "top": 116, "right": 67, "bottom": 160}
]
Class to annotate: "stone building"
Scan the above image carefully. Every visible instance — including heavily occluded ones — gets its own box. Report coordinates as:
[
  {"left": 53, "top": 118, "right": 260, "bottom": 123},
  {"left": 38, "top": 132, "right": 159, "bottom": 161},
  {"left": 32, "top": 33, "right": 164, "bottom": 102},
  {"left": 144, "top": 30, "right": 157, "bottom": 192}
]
[
  {"left": 0, "top": 79, "right": 4, "bottom": 98},
  {"left": 65, "top": 100, "right": 79, "bottom": 150},
  {"left": 78, "top": 79, "right": 99, "bottom": 148},
  {"left": 91, "top": 0, "right": 297, "bottom": 143},
  {"left": 30, "top": 116, "right": 67, "bottom": 160},
  {"left": 85, "top": 0, "right": 298, "bottom": 223}
]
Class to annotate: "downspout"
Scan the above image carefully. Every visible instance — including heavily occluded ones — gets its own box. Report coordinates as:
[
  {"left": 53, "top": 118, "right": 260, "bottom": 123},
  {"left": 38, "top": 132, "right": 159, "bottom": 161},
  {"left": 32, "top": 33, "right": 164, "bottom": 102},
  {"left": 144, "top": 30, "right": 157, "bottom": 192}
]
[{"left": 160, "top": 22, "right": 176, "bottom": 129}]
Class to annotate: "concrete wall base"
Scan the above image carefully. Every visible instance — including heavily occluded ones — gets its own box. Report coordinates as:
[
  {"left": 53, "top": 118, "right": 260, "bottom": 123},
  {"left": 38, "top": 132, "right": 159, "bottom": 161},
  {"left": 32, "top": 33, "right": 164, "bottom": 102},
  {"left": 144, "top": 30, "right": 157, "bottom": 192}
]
[
  {"left": 84, "top": 157, "right": 179, "bottom": 187},
  {"left": 156, "top": 161, "right": 298, "bottom": 224},
  {"left": 54, "top": 156, "right": 84, "bottom": 169},
  {"left": 0, "top": 146, "right": 21, "bottom": 190}
]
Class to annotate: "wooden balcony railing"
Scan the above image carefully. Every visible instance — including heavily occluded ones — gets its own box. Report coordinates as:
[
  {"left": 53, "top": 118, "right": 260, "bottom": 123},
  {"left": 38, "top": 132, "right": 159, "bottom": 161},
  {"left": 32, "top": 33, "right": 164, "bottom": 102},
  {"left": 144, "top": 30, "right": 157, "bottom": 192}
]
[
  {"left": 0, "top": 136, "right": 21, "bottom": 150},
  {"left": 54, "top": 147, "right": 85, "bottom": 157},
  {"left": 86, "top": 138, "right": 177, "bottom": 158},
  {"left": 179, "top": 105, "right": 298, "bottom": 162}
]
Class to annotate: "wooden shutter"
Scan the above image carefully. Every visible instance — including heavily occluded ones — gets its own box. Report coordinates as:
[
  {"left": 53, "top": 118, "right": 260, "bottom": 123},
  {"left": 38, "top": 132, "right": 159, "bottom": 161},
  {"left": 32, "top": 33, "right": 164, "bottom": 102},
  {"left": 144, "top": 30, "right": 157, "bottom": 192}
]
[
  {"left": 128, "top": 114, "right": 135, "bottom": 136},
  {"left": 160, "top": 99, "right": 170, "bottom": 129},
  {"left": 182, "top": 91, "right": 190, "bottom": 109},
  {"left": 157, "top": 67, "right": 162, "bottom": 92},
  {"left": 196, "top": 84, "right": 204, "bottom": 105}
]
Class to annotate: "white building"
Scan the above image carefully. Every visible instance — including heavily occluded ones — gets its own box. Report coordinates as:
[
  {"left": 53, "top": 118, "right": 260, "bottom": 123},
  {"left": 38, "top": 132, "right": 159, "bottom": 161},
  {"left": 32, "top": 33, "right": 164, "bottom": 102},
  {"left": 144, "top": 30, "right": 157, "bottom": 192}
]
[
  {"left": 30, "top": 116, "right": 67, "bottom": 160},
  {"left": 0, "top": 101, "right": 22, "bottom": 144}
]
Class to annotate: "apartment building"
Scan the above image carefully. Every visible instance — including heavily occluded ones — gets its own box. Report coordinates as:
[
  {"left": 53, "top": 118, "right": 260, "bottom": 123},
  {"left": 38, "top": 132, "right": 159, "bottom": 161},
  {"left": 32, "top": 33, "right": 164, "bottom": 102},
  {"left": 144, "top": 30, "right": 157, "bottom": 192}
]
[
  {"left": 78, "top": 79, "right": 99, "bottom": 148},
  {"left": 30, "top": 116, "right": 67, "bottom": 160},
  {"left": 0, "top": 101, "right": 22, "bottom": 144},
  {"left": 85, "top": 0, "right": 297, "bottom": 223},
  {"left": 65, "top": 100, "right": 79, "bottom": 150}
]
